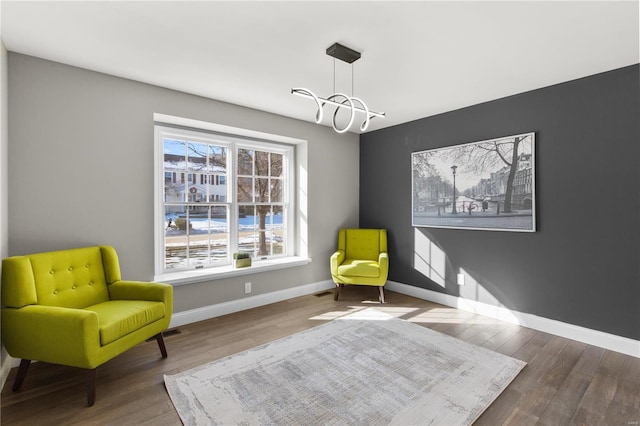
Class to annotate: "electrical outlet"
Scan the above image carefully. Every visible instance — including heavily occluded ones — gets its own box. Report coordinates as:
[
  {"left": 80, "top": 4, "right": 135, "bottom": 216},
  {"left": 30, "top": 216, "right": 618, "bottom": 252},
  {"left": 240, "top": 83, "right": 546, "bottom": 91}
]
[
  {"left": 244, "top": 282, "right": 252, "bottom": 294},
  {"left": 457, "top": 273, "right": 465, "bottom": 286}
]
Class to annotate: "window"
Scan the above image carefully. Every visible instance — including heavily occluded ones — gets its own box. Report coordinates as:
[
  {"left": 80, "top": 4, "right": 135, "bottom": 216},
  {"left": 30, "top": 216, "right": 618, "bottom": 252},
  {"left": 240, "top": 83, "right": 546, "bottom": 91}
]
[{"left": 155, "top": 124, "right": 295, "bottom": 276}]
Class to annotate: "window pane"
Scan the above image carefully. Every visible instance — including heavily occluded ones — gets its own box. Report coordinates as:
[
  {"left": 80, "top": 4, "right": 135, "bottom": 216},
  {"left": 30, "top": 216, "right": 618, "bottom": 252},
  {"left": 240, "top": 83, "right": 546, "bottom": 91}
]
[
  {"left": 166, "top": 234, "right": 188, "bottom": 269},
  {"left": 237, "top": 177, "right": 253, "bottom": 202},
  {"left": 238, "top": 231, "right": 258, "bottom": 256},
  {"left": 164, "top": 139, "right": 186, "bottom": 161},
  {"left": 188, "top": 235, "right": 209, "bottom": 265},
  {"left": 164, "top": 139, "right": 187, "bottom": 203},
  {"left": 253, "top": 206, "right": 271, "bottom": 256},
  {"left": 185, "top": 211, "right": 203, "bottom": 265},
  {"left": 238, "top": 149, "right": 253, "bottom": 175},
  {"left": 238, "top": 205, "right": 257, "bottom": 255},
  {"left": 256, "top": 205, "right": 270, "bottom": 231},
  {"left": 165, "top": 206, "right": 188, "bottom": 269},
  {"left": 270, "top": 179, "right": 282, "bottom": 202},
  {"left": 188, "top": 185, "right": 205, "bottom": 202},
  {"left": 208, "top": 145, "right": 227, "bottom": 173},
  {"left": 210, "top": 206, "right": 229, "bottom": 261},
  {"left": 207, "top": 174, "right": 223, "bottom": 201},
  {"left": 165, "top": 182, "right": 185, "bottom": 203},
  {"left": 270, "top": 153, "right": 283, "bottom": 177},
  {"left": 239, "top": 205, "right": 256, "bottom": 228},
  {"left": 271, "top": 229, "right": 286, "bottom": 255},
  {"left": 272, "top": 205, "right": 285, "bottom": 253},
  {"left": 255, "top": 178, "right": 269, "bottom": 202},
  {"left": 257, "top": 230, "right": 269, "bottom": 256},
  {"left": 255, "top": 151, "right": 269, "bottom": 176},
  {"left": 187, "top": 142, "right": 207, "bottom": 172}
]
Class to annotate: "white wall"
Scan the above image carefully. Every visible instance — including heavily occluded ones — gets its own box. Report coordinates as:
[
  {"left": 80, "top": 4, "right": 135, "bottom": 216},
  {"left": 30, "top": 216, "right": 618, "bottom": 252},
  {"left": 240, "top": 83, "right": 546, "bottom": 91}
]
[
  {"left": 7, "top": 53, "right": 359, "bottom": 314},
  {"left": 1, "top": 40, "right": 11, "bottom": 386}
]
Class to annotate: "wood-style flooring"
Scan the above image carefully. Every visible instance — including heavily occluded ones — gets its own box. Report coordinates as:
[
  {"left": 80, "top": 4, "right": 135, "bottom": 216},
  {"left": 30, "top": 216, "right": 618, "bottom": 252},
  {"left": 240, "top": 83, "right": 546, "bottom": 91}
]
[{"left": 1, "top": 287, "right": 639, "bottom": 425}]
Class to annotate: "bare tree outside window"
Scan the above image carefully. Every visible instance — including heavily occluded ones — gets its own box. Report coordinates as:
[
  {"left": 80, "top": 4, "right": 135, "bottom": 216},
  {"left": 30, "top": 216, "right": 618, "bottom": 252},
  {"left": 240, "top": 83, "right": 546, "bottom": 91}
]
[{"left": 237, "top": 149, "right": 285, "bottom": 256}]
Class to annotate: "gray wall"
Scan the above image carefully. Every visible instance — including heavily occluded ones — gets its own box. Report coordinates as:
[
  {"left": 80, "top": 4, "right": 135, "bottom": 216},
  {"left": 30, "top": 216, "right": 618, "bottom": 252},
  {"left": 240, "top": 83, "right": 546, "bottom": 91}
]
[
  {"left": 7, "top": 53, "right": 359, "bottom": 313},
  {"left": 1, "top": 39, "right": 10, "bottom": 384},
  {"left": 360, "top": 65, "right": 640, "bottom": 340}
]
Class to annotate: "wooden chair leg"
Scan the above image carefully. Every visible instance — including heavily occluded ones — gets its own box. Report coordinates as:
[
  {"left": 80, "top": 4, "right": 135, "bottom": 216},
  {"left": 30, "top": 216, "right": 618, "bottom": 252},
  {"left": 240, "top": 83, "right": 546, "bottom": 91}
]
[
  {"left": 87, "top": 368, "right": 97, "bottom": 407},
  {"left": 334, "top": 283, "right": 341, "bottom": 301},
  {"left": 12, "top": 359, "right": 31, "bottom": 392},
  {"left": 379, "top": 286, "right": 385, "bottom": 304},
  {"left": 155, "top": 333, "right": 168, "bottom": 358}
]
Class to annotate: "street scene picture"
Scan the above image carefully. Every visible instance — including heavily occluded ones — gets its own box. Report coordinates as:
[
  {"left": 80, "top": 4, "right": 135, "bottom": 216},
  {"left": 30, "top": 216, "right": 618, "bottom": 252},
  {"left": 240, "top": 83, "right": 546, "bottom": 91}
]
[{"left": 412, "top": 132, "right": 536, "bottom": 232}]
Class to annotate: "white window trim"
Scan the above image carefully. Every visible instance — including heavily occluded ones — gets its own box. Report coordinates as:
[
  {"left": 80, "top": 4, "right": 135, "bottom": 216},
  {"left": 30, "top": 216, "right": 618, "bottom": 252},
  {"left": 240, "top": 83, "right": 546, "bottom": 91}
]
[
  {"left": 153, "top": 113, "right": 310, "bottom": 284},
  {"left": 155, "top": 256, "right": 311, "bottom": 286}
]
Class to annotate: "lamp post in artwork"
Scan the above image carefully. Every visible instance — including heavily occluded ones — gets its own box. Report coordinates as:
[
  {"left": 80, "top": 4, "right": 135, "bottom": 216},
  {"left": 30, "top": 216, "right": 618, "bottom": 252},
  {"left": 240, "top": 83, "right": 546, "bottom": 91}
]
[{"left": 451, "top": 165, "right": 458, "bottom": 214}]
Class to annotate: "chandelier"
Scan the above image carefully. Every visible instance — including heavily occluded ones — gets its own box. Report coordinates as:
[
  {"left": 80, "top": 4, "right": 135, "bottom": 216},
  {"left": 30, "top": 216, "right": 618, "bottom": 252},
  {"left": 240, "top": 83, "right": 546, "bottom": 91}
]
[{"left": 291, "top": 43, "right": 385, "bottom": 133}]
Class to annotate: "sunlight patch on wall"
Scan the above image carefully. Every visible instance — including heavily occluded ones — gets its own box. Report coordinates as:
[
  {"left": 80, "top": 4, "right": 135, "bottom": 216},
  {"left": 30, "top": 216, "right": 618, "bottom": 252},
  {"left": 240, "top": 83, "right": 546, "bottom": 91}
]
[
  {"left": 456, "top": 267, "right": 520, "bottom": 324},
  {"left": 414, "top": 228, "right": 446, "bottom": 287},
  {"left": 297, "top": 144, "right": 308, "bottom": 258},
  {"left": 458, "top": 267, "right": 500, "bottom": 306}
]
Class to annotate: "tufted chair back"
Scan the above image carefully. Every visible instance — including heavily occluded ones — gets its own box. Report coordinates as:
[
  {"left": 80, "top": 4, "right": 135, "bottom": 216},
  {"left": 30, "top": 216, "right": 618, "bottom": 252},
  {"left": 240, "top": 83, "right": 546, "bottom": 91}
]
[
  {"left": 340, "top": 228, "right": 387, "bottom": 261},
  {"left": 1, "top": 246, "right": 121, "bottom": 309}
]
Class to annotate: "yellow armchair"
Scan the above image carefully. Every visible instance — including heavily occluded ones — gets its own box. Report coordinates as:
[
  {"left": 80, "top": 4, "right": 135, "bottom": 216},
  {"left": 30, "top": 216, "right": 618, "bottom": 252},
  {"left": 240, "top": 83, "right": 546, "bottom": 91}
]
[
  {"left": 1, "top": 246, "right": 173, "bottom": 406},
  {"left": 330, "top": 228, "right": 389, "bottom": 303}
]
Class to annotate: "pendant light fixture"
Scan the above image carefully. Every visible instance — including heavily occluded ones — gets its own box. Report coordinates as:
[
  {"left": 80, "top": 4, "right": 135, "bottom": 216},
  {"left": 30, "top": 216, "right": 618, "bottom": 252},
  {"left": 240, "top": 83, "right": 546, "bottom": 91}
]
[{"left": 291, "top": 43, "right": 385, "bottom": 133}]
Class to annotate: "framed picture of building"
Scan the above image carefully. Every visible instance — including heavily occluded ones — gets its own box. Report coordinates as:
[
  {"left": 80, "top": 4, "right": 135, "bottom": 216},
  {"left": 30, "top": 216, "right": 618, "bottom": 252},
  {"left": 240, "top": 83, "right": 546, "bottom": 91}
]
[{"left": 412, "top": 132, "right": 536, "bottom": 232}]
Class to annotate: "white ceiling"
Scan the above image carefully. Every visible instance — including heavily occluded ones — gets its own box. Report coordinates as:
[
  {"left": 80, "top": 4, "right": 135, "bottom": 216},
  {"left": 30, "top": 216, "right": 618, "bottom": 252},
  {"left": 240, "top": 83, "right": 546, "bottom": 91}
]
[{"left": 2, "top": 1, "right": 638, "bottom": 133}]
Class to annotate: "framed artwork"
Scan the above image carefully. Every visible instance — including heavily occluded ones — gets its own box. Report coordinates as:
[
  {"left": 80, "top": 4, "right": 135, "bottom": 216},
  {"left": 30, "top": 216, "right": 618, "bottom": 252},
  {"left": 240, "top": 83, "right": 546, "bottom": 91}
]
[{"left": 412, "top": 132, "right": 535, "bottom": 232}]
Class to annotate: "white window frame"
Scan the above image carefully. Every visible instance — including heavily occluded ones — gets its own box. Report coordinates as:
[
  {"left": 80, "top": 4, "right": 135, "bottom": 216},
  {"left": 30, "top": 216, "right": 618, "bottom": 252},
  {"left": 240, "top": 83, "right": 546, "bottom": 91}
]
[{"left": 153, "top": 114, "right": 309, "bottom": 285}]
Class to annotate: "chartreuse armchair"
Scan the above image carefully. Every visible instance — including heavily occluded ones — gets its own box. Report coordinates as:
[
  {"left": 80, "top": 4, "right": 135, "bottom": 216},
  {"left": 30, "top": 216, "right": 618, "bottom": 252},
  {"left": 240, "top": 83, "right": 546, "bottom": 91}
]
[
  {"left": 330, "top": 229, "right": 389, "bottom": 303},
  {"left": 1, "top": 246, "right": 172, "bottom": 406}
]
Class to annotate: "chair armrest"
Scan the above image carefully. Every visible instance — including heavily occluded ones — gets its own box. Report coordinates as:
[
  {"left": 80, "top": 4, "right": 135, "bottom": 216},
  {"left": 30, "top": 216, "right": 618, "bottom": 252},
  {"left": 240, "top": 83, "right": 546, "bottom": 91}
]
[
  {"left": 108, "top": 281, "right": 173, "bottom": 321},
  {"left": 108, "top": 280, "right": 172, "bottom": 303},
  {"left": 378, "top": 252, "right": 389, "bottom": 277},
  {"left": 1, "top": 305, "right": 99, "bottom": 367},
  {"left": 330, "top": 250, "right": 345, "bottom": 275}
]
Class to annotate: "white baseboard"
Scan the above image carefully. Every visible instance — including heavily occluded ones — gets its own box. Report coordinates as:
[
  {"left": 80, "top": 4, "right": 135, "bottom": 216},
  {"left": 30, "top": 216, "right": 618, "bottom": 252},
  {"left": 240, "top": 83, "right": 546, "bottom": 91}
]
[
  {"left": 386, "top": 281, "right": 640, "bottom": 358},
  {"left": 1, "top": 347, "right": 15, "bottom": 389},
  {"left": 170, "top": 280, "right": 335, "bottom": 328},
  {"left": 3, "top": 278, "right": 634, "bottom": 389}
]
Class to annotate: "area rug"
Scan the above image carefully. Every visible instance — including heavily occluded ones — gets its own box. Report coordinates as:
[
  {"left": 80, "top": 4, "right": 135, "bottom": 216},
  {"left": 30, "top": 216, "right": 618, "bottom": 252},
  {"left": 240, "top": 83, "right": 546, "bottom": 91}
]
[{"left": 164, "top": 308, "right": 526, "bottom": 425}]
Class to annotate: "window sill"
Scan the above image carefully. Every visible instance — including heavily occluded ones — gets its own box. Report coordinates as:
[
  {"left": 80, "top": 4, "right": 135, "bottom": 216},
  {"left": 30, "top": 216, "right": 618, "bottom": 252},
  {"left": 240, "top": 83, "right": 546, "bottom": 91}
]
[{"left": 154, "top": 256, "right": 312, "bottom": 286}]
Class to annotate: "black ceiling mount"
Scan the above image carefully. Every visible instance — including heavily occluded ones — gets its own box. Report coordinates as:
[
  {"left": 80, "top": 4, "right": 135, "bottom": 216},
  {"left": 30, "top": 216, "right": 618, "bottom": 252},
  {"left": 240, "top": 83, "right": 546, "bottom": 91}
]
[{"left": 326, "top": 43, "right": 361, "bottom": 64}]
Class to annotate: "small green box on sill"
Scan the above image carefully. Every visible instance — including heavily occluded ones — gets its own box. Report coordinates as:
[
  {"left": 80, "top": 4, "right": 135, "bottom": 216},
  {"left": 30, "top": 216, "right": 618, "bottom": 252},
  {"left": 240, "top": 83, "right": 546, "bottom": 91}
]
[{"left": 233, "top": 252, "right": 251, "bottom": 268}]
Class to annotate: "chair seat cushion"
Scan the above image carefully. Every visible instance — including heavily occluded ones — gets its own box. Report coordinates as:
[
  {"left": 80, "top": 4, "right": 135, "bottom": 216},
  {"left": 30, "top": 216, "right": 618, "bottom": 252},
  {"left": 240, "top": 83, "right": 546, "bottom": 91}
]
[
  {"left": 84, "top": 300, "right": 166, "bottom": 346},
  {"left": 338, "top": 259, "right": 380, "bottom": 278}
]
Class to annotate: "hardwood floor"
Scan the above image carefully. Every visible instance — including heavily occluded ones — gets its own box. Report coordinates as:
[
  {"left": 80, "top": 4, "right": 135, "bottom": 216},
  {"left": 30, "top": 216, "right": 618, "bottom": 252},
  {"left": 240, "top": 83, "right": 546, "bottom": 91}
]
[{"left": 1, "top": 287, "right": 639, "bottom": 425}]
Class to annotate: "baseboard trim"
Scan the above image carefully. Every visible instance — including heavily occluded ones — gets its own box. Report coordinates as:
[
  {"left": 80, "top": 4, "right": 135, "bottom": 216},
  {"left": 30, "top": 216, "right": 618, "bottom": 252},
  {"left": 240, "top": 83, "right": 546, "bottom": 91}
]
[
  {"left": 386, "top": 281, "right": 640, "bottom": 358},
  {"left": 1, "top": 347, "right": 13, "bottom": 390},
  {"left": 170, "top": 280, "right": 335, "bottom": 328},
  {"left": 4, "top": 278, "right": 634, "bottom": 388}
]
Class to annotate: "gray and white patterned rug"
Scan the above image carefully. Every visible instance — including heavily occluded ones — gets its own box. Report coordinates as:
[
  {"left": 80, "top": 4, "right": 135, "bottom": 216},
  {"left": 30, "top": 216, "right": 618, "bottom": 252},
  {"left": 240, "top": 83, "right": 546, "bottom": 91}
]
[{"left": 164, "top": 308, "right": 525, "bottom": 425}]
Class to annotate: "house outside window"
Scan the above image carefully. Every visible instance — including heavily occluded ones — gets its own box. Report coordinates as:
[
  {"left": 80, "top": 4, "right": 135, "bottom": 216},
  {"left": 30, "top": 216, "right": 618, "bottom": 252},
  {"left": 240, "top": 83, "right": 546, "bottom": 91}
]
[{"left": 155, "top": 124, "right": 294, "bottom": 275}]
